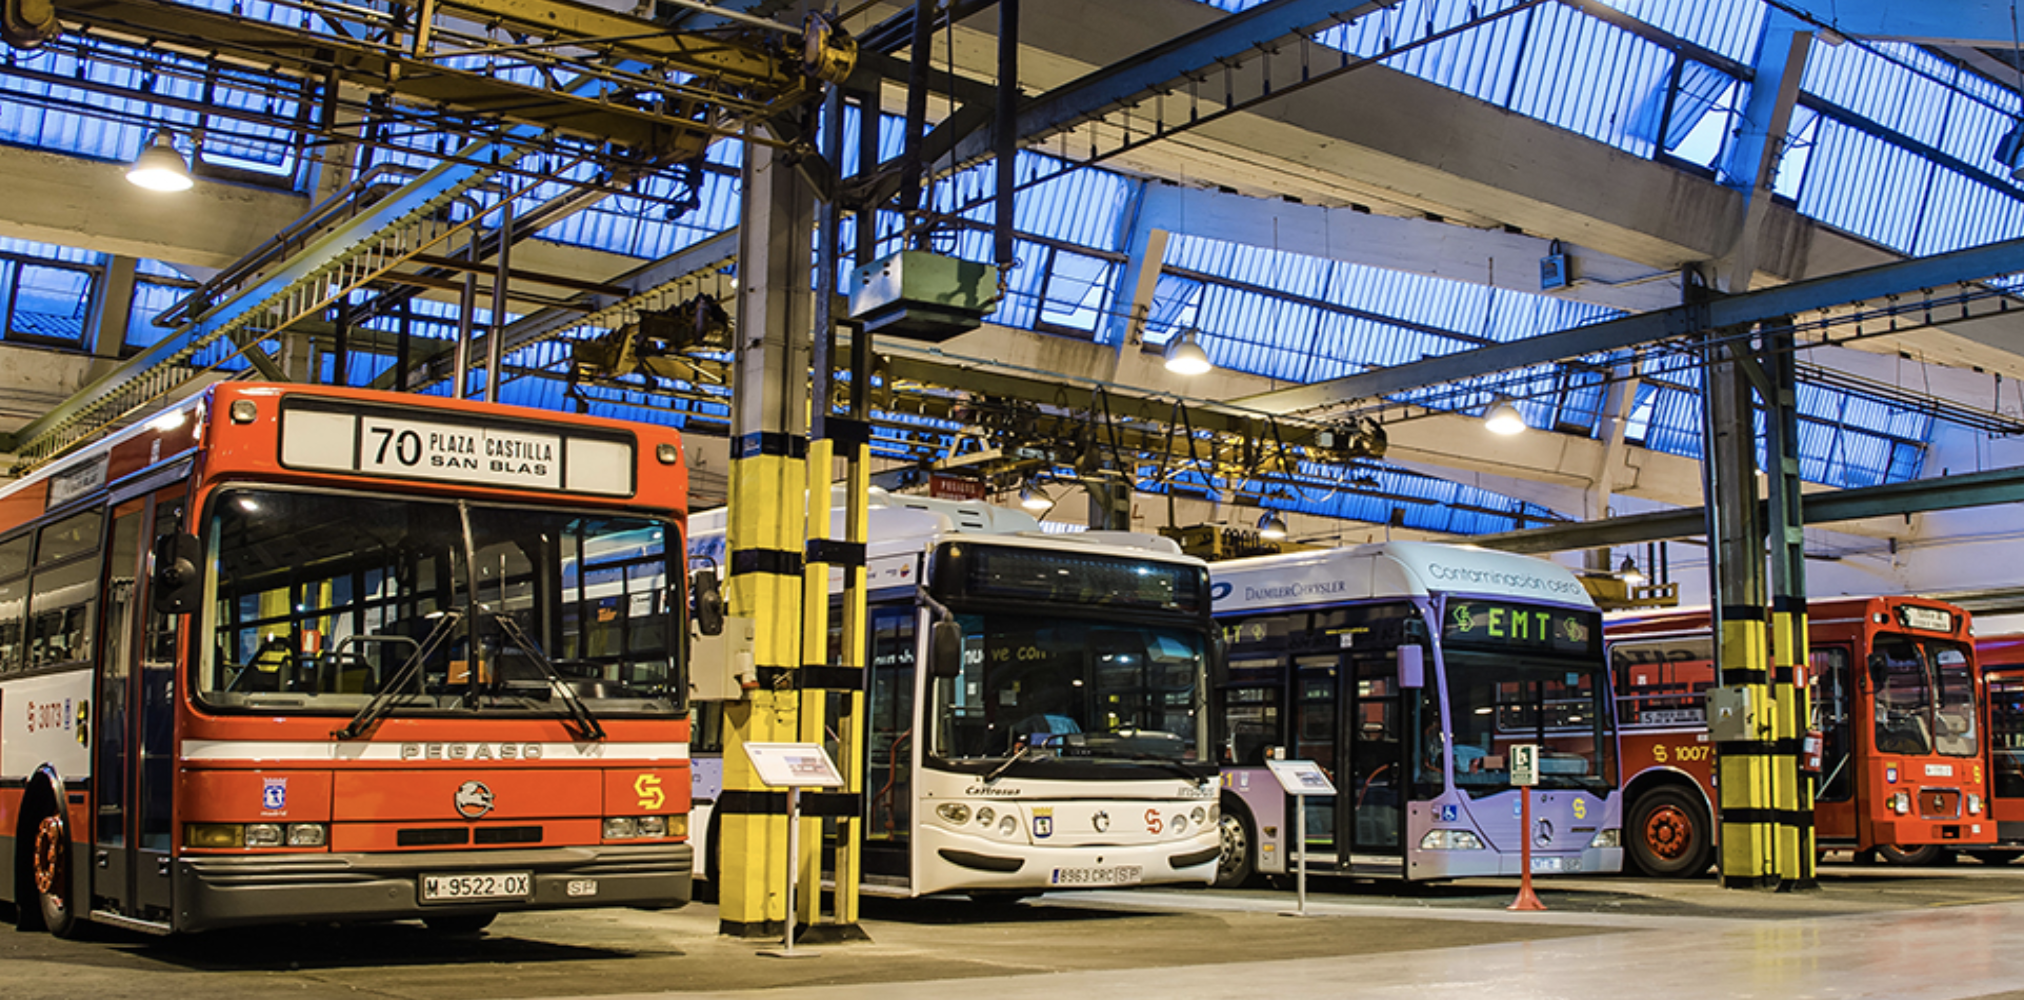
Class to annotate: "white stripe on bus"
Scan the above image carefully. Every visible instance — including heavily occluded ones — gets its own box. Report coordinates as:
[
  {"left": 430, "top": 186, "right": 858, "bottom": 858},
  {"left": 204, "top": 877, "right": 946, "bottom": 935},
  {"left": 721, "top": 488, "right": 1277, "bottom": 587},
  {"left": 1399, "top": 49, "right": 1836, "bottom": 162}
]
[{"left": 179, "top": 740, "right": 690, "bottom": 762}]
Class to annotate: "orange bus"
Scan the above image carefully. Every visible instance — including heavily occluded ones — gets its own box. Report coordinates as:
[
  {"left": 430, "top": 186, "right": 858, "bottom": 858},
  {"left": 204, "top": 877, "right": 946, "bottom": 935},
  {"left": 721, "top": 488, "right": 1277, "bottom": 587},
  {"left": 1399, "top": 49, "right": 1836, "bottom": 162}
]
[
  {"left": 1973, "top": 634, "right": 2024, "bottom": 861},
  {"left": 0, "top": 383, "right": 694, "bottom": 936},
  {"left": 1607, "top": 598, "right": 1991, "bottom": 876}
]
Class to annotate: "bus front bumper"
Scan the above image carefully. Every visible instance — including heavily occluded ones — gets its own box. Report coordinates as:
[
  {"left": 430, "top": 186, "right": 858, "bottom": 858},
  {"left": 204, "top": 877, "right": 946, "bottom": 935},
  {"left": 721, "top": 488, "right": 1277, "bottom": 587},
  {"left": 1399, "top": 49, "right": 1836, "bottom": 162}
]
[
  {"left": 172, "top": 842, "right": 691, "bottom": 933},
  {"left": 918, "top": 827, "right": 1220, "bottom": 896}
]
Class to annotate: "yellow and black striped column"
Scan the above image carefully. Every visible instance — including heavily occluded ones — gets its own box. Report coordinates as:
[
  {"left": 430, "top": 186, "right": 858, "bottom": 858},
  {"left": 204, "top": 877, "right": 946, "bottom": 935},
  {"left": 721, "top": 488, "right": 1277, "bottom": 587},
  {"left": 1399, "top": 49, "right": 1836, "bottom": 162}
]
[
  {"left": 719, "top": 135, "right": 813, "bottom": 939},
  {"left": 1705, "top": 335, "right": 1780, "bottom": 888},
  {"left": 1763, "top": 324, "right": 1816, "bottom": 889}
]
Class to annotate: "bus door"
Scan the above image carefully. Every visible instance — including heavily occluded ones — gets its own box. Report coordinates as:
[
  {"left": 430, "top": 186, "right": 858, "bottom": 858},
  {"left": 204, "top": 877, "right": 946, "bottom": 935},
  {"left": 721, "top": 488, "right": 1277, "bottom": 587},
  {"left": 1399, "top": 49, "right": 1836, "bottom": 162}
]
[
  {"left": 1810, "top": 643, "right": 1857, "bottom": 840},
  {"left": 1345, "top": 647, "right": 1406, "bottom": 868},
  {"left": 863, "top": 604, "right": 916, "bottom": 883},
  {"left": 1290, "top": 655, "right": 1339, "bottom": 867},
  {"left": 91, "top": 483, "right": 183, "bottom": 922}
]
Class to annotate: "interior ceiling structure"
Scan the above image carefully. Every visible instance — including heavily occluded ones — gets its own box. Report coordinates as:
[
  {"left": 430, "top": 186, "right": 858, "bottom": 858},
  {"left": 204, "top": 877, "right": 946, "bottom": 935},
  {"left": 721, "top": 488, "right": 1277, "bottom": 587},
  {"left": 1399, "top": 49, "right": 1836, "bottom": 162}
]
[{"left": 0, "top": 0, "right": 2021, "bottom": 541}]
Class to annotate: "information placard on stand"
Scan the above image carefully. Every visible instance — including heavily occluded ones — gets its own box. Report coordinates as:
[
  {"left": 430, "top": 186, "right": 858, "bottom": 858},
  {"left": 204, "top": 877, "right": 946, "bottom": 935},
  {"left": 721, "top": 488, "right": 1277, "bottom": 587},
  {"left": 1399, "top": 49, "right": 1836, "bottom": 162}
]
[
  {"left": 741, "top": 742, "right": 845, "bottom": 957},
  {"left": 1264, "top": 760, "right": 1336, "bottom": 917}
]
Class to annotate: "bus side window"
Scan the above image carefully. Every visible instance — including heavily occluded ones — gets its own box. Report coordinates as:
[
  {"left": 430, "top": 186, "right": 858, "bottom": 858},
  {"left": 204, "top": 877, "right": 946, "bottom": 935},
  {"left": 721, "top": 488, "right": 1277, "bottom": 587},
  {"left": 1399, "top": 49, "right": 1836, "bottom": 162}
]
[{"left": 0, "top": 533, "right": 29, "bottom": 673}]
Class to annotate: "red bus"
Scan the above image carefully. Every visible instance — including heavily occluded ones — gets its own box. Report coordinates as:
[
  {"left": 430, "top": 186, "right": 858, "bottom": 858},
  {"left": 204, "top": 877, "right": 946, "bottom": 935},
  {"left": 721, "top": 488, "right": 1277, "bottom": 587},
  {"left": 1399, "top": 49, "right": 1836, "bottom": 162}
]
[
  {"left": 1607, "top": 597, "right": 1991, "bottom": 876},
  {"left": 1, "top": 383, "right": 694, "bottom": 936},
  {"left": 1973, "top": 635, "right": 2024, "bottom": 861}
]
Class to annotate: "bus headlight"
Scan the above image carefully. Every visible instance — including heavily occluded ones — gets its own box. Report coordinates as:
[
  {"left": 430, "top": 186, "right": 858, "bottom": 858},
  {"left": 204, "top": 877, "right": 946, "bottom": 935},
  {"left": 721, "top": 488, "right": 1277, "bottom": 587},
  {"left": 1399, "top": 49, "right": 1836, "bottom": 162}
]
[
  {"left": 1171, "top": 814, "right": 1188, "bottom": 834},
  {"left": 998, "top": 814, "right": 1019, "bottom": 838},
  {"left": 185, "top": 824, "right": 243, "bottom": 848},
  {"left": 975, "top": 806, "right": 996, "bottom": 827},
  {"left": 286, "top": 823, "right": 327, "bottom": 847},
  {"left": 1891, "top": 792, "right": 1912, "bottom": 815},
  {"left": 936, "top": 803, "right": 972, "bottom": 825},
  {"left": 244, "top": 823, "right": 284, "bottom": 848},
  {"left": 1969, "top": 794, "right": 1984, "bottom": 816},
  {"left": 1589, "top": 829, "right": 1620, "bottom": 849},
  {"left": 638, "top": 815, "right": 668, "bottom": 837},
  {"left": 1419, "top": 829, "right": 1485, "bottom": 851},
  {"left": 604, "top": 817, "right": 639, "bottom": 838},
  {"left": 1190, "top": 807, "right": 1208, "bottom": 826}
]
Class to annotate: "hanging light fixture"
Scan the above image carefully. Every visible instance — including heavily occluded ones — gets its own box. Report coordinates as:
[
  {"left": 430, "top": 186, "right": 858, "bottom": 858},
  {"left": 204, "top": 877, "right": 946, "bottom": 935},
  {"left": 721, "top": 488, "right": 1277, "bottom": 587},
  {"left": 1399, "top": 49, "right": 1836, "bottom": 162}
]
[
  {"left": 1617, "top": 555, "right": 1644, "bottom": 585},
  {"left": 1484, "top": 397, "right": 1527, "bottom": 436},
  {"left": 1019, "top": 481, "right": 1054, "bottom": 511},
  {"left": 127, "top": 130, "right": 194, "bottom": 192},
  {"left": 1257, "top": 511, "right": 1288, "bottom": 541},
  {"left": 1163, "top": 328, "right": 1212, "bottom": 376}
]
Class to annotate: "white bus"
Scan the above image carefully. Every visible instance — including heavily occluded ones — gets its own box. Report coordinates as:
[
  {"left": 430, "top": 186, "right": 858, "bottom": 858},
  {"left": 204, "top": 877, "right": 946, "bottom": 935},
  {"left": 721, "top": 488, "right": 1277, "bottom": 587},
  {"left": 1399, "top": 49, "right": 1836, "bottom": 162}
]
[
  {"left": 689, "top": 494, "right": 1222, "bottom": 899},
  {"left": 1211, "top": 542, "right": 1623, "bottom": 884}
]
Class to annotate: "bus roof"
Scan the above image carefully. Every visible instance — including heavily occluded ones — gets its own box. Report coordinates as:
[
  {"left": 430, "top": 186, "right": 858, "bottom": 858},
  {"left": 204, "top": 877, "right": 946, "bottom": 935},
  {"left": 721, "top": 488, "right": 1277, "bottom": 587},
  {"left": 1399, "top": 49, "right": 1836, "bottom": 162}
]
[
  {"left": 1210, "top": 540, "right": 1595, "bottom": 614},
  {"left": 688, "top": 491, "right": 1199, "bottom": 581}
]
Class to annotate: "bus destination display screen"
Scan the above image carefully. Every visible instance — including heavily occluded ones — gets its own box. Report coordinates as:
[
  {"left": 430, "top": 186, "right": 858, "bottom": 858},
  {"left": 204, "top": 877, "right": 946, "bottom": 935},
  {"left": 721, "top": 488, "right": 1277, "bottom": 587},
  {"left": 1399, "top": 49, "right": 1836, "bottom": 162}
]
[
  {"left": 1442, "top": 600, "right": 1600, "bottom": 658},
  {"left": 937, "top": 544, "right": 1207, "bottom": 615}
]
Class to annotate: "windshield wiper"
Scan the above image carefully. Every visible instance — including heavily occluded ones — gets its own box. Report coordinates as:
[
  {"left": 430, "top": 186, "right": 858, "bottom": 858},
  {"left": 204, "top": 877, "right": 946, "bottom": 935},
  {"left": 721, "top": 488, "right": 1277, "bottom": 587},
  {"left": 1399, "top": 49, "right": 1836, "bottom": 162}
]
[
  {"left": 1093, "top": 749, "right": 1213, "bottom": 783},
  {"left": 333, "top": 607, "right": 466, "bottom": 740},
  {"left": 491, "top": 611, "right": 606, "bottom": 741},
  {"left": 984, "top": 739, "right": 1044, "bottom": 783}
]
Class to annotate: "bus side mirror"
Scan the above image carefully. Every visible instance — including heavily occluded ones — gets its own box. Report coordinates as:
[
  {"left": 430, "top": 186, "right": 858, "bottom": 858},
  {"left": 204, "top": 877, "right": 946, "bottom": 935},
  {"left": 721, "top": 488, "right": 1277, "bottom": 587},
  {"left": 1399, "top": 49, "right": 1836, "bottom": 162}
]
[
  {"left": 1867, "top": 652, "right": 1887, "bottom": 690},
  {"left": 691, "top": 569, "right": 725, "bottom": 637},
  {"left": 1399, "top": 645, "right": 1425, "bottom": 689},
  {"left": 930, "top": 620, "right": 965, "bottom": 678},
  {"left": 152, "top": 533, "right": 202, "bottom": 614}
]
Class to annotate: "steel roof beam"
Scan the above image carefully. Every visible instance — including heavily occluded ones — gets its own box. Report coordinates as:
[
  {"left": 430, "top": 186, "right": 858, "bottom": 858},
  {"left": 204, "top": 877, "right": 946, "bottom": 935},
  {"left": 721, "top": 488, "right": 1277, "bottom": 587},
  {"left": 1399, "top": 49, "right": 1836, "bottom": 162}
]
[
  {"left": 1470, "top": 464, "right": 2024, "bottom": 554},
  {"left": 1233, "top": 233, "right": 2024, "bottom": 415},
  {"left": 944, "top": 0, "right": 1399, "bottom": 167}
]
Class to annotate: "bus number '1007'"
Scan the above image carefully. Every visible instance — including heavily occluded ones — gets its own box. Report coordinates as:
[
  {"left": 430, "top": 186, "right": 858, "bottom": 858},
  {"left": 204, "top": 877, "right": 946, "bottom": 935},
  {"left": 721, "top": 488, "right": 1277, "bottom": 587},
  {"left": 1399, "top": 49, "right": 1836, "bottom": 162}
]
[
  {"left": 1653, "top": 744, "right": 1711, "bottom": 764},
  {"left": 371, "top": 427, "right": 425, "bottom": 466}
]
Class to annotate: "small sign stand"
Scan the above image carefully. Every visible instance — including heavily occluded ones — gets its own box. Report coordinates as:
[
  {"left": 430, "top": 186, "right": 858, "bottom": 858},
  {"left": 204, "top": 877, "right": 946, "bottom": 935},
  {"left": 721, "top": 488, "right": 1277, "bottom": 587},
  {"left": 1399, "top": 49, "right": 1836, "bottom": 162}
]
[
  {"left": 1265, "top": 759, "right": 1337, "bottom": 918},
  {"left": 1507, "top": 743, "right": 1546, "bottom": 912},
  {"left": 741, "top": 742, "right": 846, "bottom": 958}
]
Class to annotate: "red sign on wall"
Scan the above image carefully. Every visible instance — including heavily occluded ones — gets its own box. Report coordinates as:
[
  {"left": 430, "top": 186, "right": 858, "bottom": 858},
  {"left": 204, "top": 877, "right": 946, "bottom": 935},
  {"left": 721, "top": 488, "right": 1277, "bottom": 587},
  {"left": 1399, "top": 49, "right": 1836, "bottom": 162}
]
[{"left": 929, "top": 473, "right": 987, "bottom": 501}]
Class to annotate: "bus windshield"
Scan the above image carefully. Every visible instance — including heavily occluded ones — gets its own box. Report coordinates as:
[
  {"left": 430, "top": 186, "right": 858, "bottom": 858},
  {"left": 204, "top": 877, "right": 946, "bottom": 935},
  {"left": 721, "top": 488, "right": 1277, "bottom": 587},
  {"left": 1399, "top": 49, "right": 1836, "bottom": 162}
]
[
  {"left": 196, "top": 488, "right": 682, "bottom": 718},
  {"left": 930, "top": 613, "right": 1209, "bottom": 772},
  {"left": 1872, "top": 635, "right": 1976, "bottom": 758},
  {"left": 1443, "top": 650, "right": 1613, "bottom": 797}
]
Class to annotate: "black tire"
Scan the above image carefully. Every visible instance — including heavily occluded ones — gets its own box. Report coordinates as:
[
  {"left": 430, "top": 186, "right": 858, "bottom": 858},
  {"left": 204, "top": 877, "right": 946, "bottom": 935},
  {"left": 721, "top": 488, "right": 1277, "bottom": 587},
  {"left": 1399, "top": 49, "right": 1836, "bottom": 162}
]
[
  {"left": 30, "top": 811, "right": 79, "bottom": 938},
  {"left": 1626, "top": 786, "right": 1712, "bottom": 878},
  {"left": 1214, "top": 805, "right": 1256, "bottom": 889},
  {"left": 1969, "top": 849, "right": 2022, "bottom": 865},
  {"left": 1876, "top": 844, "right": 1953, "bottom": 866},
  {"left": 422, "top": 913, "right": 497, "bottom": 935}
]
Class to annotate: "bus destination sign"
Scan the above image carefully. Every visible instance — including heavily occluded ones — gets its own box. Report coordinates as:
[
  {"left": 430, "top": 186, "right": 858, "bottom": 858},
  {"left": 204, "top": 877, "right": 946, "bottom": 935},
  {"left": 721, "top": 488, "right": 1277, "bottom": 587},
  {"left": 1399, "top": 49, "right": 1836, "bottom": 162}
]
[
  {"left": 1896, "top": 605, "right": 1955, "bottom": 634},
  {"left": 280, "top": 405, "right": 633, "bottom": 496},
  {"left": 1442, "top": 601, "right": 1599, "bottom": 656}
]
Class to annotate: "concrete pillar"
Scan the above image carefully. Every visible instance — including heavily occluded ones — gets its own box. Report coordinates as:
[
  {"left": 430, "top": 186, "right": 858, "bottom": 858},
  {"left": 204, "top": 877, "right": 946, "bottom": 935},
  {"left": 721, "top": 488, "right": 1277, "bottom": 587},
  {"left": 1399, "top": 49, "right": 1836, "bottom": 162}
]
[{"left": 719, "top": 135, "right": 815, "bottom": 938}]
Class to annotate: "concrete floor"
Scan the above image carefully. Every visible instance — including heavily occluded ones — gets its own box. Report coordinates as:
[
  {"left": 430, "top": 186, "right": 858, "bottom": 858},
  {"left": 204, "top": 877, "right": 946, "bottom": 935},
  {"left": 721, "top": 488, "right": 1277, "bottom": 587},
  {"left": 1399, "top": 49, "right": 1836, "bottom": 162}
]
[{"left": 9, "top": 863, "right": 2024, "bottom": 1000}]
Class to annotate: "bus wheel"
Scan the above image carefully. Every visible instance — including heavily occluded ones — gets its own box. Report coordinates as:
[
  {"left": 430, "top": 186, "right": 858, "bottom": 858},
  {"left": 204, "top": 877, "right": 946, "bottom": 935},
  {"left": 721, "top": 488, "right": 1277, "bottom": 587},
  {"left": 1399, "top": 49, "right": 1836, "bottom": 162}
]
[
  {"left": 1215, "top": 808, "right": 1255, "bottom": 889},
  {"left": 1628, "top": 787, "right": 1710, "bottom": 877},
  {"left": 1877, "top": 844, "right": 1952, "bottom": 866},
  {"left": 423, "top": 913, "right": 497, "bottom": 935},
  {"left": 30, "top": 811, "right": 79, "bottom": 938}
]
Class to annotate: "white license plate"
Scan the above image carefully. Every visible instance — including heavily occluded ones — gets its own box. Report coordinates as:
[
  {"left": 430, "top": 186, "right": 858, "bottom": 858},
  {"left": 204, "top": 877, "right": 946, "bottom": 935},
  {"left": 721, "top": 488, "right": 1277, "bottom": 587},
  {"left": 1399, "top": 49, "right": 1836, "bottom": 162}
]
[
  {"left": 421, "top": 872, "right": 532, "bottom": 902},
  {"left": 1530, "top": 856, "right": 1579, "bottom": 873},
  {"left": 1049, "top": 865, "right": 1143, "bottom": 886}
]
